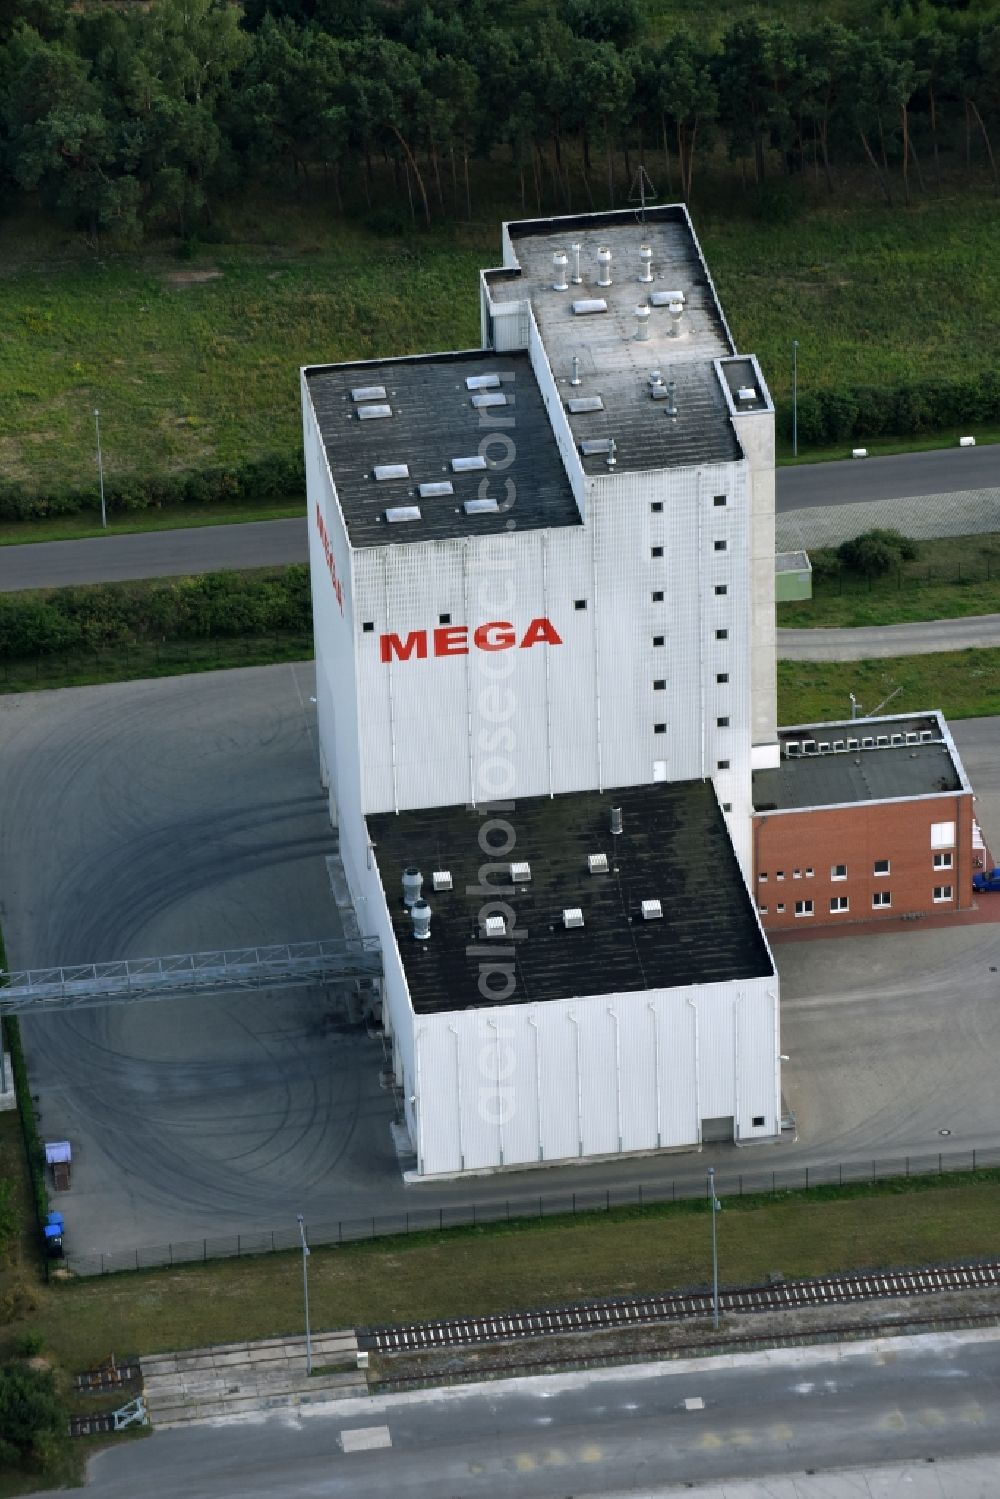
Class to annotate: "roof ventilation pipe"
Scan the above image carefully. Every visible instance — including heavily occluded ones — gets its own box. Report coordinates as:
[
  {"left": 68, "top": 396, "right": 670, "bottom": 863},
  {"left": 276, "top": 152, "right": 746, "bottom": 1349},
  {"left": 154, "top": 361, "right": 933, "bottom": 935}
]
[
  {"left": 411, "top": 900, "right": 431, "bottom": 941},
  {"left": 552, "top": 251, "right": 569, "bottom": 291},
  {"left": 597, "top": 247, "right": 612, "bottom": 287},
  {"left": 606, "top": 436, "right": 617, "bottom": 469},
  {"left": 668, "top": 299, "right": 684, "bottom": 336},
  {"left": 571, "top": 243, "right": 583, "bottom": 285},
  {"left": 665, "top": 380, "right": 677, "bottom": 418},
  {"left": 402, "top": 866, "right": 423, "bottom": 907},
  {"left": 634, "top": 305, "right": 651, "bottom": 341},
  {"left": 570, "top": 354, "right": 582, "bottom": 387},
  {"left": 610, "top": 806, "right": 623, "bottom": 836},
  {"left": 649, "top": 369, "right": 667, "bottom": 401},
  {"left": 639, "top": 244, "right": 653, "bottom": 282}
]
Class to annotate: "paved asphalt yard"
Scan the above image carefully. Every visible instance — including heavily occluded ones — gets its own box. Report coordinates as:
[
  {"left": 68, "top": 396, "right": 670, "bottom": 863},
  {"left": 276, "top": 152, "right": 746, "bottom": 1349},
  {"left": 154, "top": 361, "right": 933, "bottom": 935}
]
[
  {"left": 2, "top": 670, "right": 1000, "bottom": 1256},
  {"left": 34, "top": 1328, "right": 1000, "bottom": 1499}
]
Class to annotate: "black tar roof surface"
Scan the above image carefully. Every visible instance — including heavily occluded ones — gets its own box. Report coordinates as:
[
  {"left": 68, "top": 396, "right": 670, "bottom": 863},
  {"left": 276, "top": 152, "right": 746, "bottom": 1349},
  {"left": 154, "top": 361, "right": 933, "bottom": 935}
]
[
  {"left": 753, "top": 716, "right": 964, "bottom": 811},
  {"left": 367, "top": 781, "right": 773, "bottom": 1016},
  {"left": 304, "top": 350, "right": 581, "bottom": 548}
]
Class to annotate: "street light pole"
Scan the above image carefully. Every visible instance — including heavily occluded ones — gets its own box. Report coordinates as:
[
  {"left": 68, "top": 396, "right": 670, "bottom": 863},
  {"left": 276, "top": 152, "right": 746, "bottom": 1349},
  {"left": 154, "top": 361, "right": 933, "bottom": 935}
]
[
  {"left": 707, "top": 1167, "right": 720, "bottom": 1330},
  {"left": 791, "top": 340, "right": 799, "bottom": 459},
  {"left": 93, "top": 408, "right": 107, "bottom": 530},
  {"left": 296, "top": 1213, "right": 313, "bottom": 1375}
]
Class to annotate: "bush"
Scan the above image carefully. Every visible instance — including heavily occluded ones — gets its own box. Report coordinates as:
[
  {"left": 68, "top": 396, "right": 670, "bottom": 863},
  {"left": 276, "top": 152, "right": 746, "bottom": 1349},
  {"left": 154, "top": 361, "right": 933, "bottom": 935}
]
[
  {"left": 838, "top": 528, "right": 918, "bottom": 577},
  {"left": 0, "top": 452, "right": 305, "bottom": 524},
  {"left": 2, "top": 1016, "right": 49, "bottom": 1230},
  {"left": 0, "top": 1363, "right": 67, "bottom": 1470},
  {"left": 782, "top": 370, "right": 1000, "bottom": 444}
]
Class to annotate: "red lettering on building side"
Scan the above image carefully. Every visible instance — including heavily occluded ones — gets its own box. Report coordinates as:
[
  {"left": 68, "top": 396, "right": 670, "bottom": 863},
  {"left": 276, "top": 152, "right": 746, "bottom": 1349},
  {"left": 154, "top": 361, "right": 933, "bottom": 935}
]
[
  {"left": 378, "top": 618, "right": 562, "bottom": 663},
  {"left": 314, "top": 503, "right": 344, "bottom": 615}
]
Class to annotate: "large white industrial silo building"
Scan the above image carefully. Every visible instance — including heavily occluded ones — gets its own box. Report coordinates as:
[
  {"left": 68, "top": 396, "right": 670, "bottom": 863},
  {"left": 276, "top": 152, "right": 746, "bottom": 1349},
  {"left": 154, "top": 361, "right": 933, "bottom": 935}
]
[{"left": 301, "top": 205, "right": 781, "bottom": 1176}]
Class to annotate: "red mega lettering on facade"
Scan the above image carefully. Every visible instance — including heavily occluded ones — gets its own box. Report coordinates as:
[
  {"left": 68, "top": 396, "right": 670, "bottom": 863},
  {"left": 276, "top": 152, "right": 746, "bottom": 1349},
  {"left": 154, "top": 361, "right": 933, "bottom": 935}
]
[
  {"left": 314, "top": 503, "right": 344, "bottom": 615},
  {"left": 379, "top": 619, "right": 562, "bottom": 664}
]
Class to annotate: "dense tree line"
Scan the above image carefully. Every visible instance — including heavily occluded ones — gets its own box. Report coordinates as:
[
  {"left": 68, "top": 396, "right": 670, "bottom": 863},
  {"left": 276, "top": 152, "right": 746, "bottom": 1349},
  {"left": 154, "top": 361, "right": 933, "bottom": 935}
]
[{"left": 1, "top": 0, "right": 999, "bottom": 238}]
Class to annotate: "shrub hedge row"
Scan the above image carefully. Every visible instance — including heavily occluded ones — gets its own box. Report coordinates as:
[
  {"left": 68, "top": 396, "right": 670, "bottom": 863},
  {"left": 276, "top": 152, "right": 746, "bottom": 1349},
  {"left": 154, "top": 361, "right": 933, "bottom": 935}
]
[
  {"left": 784, "top": 370, "right": 1000, "bottom": 445},
  {"left": 0, "top": 567, "right": 313, "bottom": 660},
  {"left": 0, "top": 452, "right": 305, "bottom": 522},
  {"left": 2, "top": 1016, "right": 48, "bottom": 1232}
]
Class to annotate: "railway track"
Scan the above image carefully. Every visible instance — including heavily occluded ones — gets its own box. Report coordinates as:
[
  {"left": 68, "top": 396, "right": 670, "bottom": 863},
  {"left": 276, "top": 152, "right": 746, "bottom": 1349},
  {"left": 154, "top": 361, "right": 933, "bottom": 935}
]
[{"left": 360, "top": 1260, "right": 1000, "bottom": 1354}]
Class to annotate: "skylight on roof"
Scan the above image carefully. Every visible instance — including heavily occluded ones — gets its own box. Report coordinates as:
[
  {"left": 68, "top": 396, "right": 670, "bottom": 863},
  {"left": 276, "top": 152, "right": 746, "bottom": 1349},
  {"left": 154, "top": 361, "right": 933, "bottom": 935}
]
[
  {"left": 464, "top": 498, "right": 499, "bottom": 515},
  {"left": 351, "top": 385, "right": 387, "bottom": 402},
  {"left": 357, "top": 404, "right": 393, "bottom": 420},
  {"left": 466, "top": 374, "right": 501, "bottom": 391},
  {"left": 373, "top": 463, "right": 409, "bottom": 481},
  {"left": 650, "top": 290, "right": 685, "bottom": 307},
  {"left": 566, "top": 396, "right": 604, "bottom": 414},
  {"left": 572, "top": 299, "right": 608, "bottom": 316},
  {"left": 418, "top": 481, "right": 454, "bottom": 499},
  {"left": 385, "top": 505, "right": 421, "bottom": 523},
  {"left": 579, "top": 438, "right": 613, "bottom": 456},
  {"left": 471, "top": 392, "right": 508, "bottom": 409},
  {"left": 451, "top": 456, "right": 488, "bottom": 473}
]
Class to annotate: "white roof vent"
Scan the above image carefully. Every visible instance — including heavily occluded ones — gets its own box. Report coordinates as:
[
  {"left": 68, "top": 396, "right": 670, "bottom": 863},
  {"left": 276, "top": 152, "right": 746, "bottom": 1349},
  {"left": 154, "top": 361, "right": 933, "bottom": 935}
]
[
  {"left": 466, "top": 373, "right": 501, "bottom": 391},
  {"left": 588, "top": 852, "right": 609, "bottom": 875},
  {"left": 563, "top": 907, "right": 584, "bottom": 929},
  {"left": 641, "top": 898, "right": 663, "bottom": 921},
  {"left": 471, "top": 392, "right": 508, "bottom": 408},
  {"left": 373, "top": 463, "right": 409, "bottom": 481},
  {"left": 572, "top": 298, "right": 608, "bottom": 316},
  {"left": 552, "top": 250, "right": 569, "bottom": 291},
  {"left": 451, "top": 456, "right": 488, "bottom": 473},
  {"left": 385, "top": 505, "right": 421, "bottom": 523},
  {"left": 418, "top": 481, "right": 454, "bottom": 499},
  {"left": 351, "top": 385, "right": 387, "bottom": 402},
  {"left": 402, "top": 866, "right": 423, "bottom": 906},
  {"left": 357, "top": 403, "right": 393, "bottom": 420},
  {"left": 639, "top": 244, "right": 653, "bottom": 282},
  {"left": 432, "top": 870, "right": 453, "bottom": 892},
  {"left": 483, "top": 914, "right": 506, "bottom": 937},
  {"left": 737, "top": 386, "right": 758, "bottom": 402},
  {"left": 411, "top": 900, "right": 431, "bottom": 941},
  {"left": 464, "top": 498, "right": 499, "bottom": 515},
  {"left": 596, "top": 246, "right": 612, "bottom": 287},
  {"left": 510, "top": 861, "right": 531, "bottom": 883}
]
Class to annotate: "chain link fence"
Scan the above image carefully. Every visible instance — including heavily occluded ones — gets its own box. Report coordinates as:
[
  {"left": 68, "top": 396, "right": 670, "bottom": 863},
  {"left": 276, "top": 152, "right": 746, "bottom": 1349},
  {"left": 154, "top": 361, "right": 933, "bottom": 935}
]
[
  {"left": 61, "top": 1142, "right": 1000, "bottom": 1277},
  {"left": 776, "top": 486, "right": 1000, "bottom": 553}
]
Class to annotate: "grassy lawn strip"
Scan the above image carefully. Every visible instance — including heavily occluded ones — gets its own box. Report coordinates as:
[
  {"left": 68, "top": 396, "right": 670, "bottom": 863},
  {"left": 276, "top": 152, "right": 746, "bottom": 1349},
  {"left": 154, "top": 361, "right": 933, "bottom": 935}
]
[
  {"left": 0, "top": 1168, "right": 998, "bottom": 1377},
  {"left": 0, "top": 634, "right": 313, "bottom": 694},
  {"left": 776, "top": 426, "right": 1000, "bottom": 466},
  {"left": 0, "top": 499, "right": 304, "bottom": 548},
  {"left": 777, "top": 533, "right": 1000, "bottom": 630},
  {"left": 777, "top": 648, "right": 1000, "bottom": 724}
]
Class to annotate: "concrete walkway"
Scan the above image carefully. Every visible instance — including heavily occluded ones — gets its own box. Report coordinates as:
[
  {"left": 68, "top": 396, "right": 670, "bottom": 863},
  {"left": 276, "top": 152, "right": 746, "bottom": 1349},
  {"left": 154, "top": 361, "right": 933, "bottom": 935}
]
[
  {"left": 778, "top": 612, "right": 1000, "bottom": 661},
  {"left": 140, "top": 1328, "right": 365, "bottom": 1427}
]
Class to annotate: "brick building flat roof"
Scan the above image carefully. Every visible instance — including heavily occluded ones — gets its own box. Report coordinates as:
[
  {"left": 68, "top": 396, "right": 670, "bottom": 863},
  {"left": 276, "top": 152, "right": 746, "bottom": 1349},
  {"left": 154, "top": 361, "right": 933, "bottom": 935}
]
[{"left": 368, "top": 781, "right": 774, "bottom": 1015}]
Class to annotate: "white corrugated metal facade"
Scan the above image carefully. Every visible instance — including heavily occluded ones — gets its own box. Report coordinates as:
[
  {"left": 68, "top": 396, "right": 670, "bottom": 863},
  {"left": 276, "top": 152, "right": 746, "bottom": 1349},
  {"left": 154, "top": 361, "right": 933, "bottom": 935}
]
[{"left": 303, "top": 205, "right": 780, "bottom": 1176}]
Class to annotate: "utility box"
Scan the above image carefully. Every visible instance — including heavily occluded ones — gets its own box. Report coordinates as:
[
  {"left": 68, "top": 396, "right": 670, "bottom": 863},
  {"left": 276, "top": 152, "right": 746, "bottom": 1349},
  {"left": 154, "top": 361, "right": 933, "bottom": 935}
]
[{"left": 775, "top": 551, "right": 812, "bottom": 602}]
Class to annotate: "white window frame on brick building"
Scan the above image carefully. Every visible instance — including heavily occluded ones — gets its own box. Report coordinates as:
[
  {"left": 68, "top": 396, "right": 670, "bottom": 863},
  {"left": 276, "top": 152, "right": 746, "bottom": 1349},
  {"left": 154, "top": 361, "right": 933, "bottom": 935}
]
[{"left": 873, "top": 890, "right": 892, "bottom": 908}]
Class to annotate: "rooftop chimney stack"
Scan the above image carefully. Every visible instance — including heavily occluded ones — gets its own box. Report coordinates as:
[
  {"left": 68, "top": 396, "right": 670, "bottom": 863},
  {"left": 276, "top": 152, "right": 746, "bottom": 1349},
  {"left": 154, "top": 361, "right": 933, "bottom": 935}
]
[
  {"left": 571, "top": 243, "right": 583, "bottom": 285},
  {"left": 402, "top": 866, "right": 423, "bottom": 907},
  {"left": 597, "top": 247, "right": 613, "bottom": 287},
  {"left": 639, "top": 245, "right": 653, "bottom": 283},
  {"left": 610, "top": 806, "right": 624, "bottom": 835},
  {"left": 635, "top": 305, "right": 651, "bottom": 341},
  {"left": 411, "top": 900, "right": 431, "bottom": 940},
  {"left": 668, "top": 298, "right": 684, "bottom": 336},
  {"left": 665, "top": 381, "right": 677, "bottom": 418},
  {"left": 552, "top": 251, "right": 569, "bottom": 291},
  {"left": 570, "top": 355, "right": 582, "bottom": 386}
]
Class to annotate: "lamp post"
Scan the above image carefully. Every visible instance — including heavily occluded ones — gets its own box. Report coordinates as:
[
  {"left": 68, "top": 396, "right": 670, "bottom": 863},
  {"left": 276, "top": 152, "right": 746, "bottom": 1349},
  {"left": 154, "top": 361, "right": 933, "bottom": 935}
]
[
  {"left": 707, "top": 1167, "right": 720, "bottom": 1330},
  {"left": 93, "top": 408, "right": 107, "bottom": 530},
  {"left": 296, "top": 1213, "right": 313, "bottom": 1375},
  {"left": 791, "top": 340, "right": 799, "bottom": 458}
]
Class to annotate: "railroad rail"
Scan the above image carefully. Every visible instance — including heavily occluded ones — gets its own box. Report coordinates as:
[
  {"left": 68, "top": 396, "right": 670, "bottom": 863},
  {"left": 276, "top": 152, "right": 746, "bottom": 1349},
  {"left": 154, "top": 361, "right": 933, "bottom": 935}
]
[
  {"left": 74, "top": 1359, "right": 141, "bottom": 1394},
  {"left": 360, "top": 1260, "right": 1000, "bottom": 1354}
]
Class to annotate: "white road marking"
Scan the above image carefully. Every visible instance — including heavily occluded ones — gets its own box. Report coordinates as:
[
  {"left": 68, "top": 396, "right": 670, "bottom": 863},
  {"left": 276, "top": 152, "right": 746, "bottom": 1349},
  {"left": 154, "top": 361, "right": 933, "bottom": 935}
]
[{"left": 341, "top": 1424, "right": 392, "bottom": 1453}]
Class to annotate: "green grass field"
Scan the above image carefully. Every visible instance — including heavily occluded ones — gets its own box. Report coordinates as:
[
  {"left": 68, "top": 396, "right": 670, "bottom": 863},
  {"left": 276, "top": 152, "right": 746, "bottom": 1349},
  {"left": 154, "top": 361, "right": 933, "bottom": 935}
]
[
  {"left": 777, "top": 648, "right": 1000, "bottom": 724},
  {"left": 2, "top": 186, "right": 998, "bottom": 492},
  {"left": 778, "top": 533, "right": 1000, "bottom": 629}
]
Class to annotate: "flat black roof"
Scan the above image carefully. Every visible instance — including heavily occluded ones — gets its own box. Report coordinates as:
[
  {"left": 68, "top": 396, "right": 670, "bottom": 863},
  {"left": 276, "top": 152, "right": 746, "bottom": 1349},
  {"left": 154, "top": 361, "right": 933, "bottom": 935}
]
[
  {"left": 753, "top": 715, "right": 966, "bottom": 812},
  {"left": 304, "top": 350, "right": 581, "bottom": 548},
  {"left": 368, "top": 781, "right": 773, "bottom": 1016}
]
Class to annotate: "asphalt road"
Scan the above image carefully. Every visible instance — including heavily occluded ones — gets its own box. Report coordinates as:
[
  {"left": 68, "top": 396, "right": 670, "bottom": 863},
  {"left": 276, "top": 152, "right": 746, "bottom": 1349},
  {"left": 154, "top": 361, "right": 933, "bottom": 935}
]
[
  {"left": 777, "top": 443, "right": 1000, "bottom": 510},
  {"left": 777, "top": 612, "right": 1000, "bottom": 661},
  {"left": 0, "top": 449, "right": 997, "bottom": 593},
  {"left": 3, "top": 668, "right": 1000, "bottom": 1258},
  {"left": 44, "top": 1329, "right": 1000, "bottom": 1499}
]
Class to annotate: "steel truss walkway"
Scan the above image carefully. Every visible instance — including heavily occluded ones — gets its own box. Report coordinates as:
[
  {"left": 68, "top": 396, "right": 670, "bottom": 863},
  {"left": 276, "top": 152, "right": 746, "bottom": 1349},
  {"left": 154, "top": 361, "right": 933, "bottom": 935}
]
[{"left": 0, "top": 939, "right": 381, "bottom": 1017}]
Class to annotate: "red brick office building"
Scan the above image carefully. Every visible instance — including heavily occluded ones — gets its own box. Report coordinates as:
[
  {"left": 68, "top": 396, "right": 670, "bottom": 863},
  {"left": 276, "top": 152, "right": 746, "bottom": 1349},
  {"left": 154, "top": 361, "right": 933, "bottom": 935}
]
[{"left": 752, "top": 712, "right": 977, "bottom": 933}]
